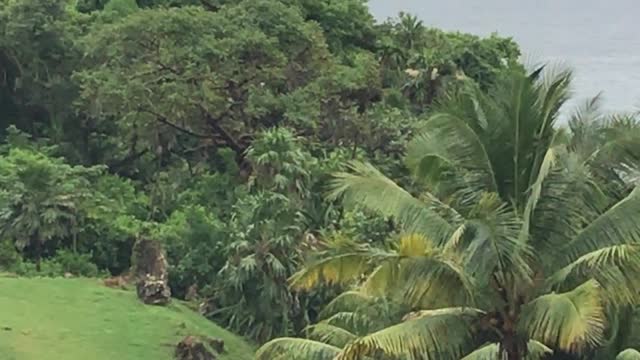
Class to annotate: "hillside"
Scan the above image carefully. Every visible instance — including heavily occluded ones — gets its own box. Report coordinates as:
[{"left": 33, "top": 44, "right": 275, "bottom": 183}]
[{"left": 0, "top": 276, "right": 254, "bottom": 360}]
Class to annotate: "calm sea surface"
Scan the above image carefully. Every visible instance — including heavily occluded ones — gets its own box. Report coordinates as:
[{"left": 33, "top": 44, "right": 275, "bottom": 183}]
[{"left": 369, "top": 0, "right": 640, "bottom": 115}]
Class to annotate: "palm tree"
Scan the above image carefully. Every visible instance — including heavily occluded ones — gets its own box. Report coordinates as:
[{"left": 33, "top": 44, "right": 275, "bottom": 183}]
[
  {"left": 256, "top": 67, "right": 640, "bottom": 359},
  {"left": 396, "top": 12, "right": 424, "bottom": 52}
]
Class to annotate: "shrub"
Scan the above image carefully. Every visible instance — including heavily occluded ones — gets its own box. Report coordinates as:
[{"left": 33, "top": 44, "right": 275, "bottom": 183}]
[
  {"left": 16, "top": 260, "right": 64, "bottom": 277},
  {"left": 52, "top": 250, "right": 100, "bottom": 277},
  {"left": 152, "top": 206, "right": 229, "bottom": 299},
  {"left": 0, "top": 240, "right": 23, "bottom": 272},
  {"left": 13, "top": 251, "right": 101, "bottom": 277}
]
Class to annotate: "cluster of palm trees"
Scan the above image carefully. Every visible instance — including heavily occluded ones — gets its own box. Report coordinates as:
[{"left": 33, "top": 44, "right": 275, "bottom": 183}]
[{"left": 255, "top": 66, "right": 640, "bottom": 360}]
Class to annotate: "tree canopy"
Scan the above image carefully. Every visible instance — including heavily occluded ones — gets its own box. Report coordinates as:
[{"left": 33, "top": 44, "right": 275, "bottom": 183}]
[{"left": 5, "top": 1, "right": 640, "bottom": 359}]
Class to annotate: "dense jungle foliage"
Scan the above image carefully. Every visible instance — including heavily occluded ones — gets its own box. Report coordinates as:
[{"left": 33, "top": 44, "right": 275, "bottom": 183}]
[{"left": 2, "top": 0, "right": 640, "bottom": 359}]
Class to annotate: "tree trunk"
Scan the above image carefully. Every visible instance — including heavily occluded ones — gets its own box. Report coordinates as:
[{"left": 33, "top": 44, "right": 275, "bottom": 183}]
[
  {"left": 34, "top": 235, "right": 42, "bottom": 272},
  {"left": 506, "top": 349, "right": 523, "bottom": 360},
  {"left": 503, "top": 334, "right": 526, "bottom": 360},
  {"left": 500, "top": 326, "right": 527, "bottom": 360}
]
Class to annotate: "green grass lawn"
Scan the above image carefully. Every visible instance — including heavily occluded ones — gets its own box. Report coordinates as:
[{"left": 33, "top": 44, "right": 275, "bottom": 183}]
[{"left": 0, "top": 276, "right": 254, "bottom": 360}]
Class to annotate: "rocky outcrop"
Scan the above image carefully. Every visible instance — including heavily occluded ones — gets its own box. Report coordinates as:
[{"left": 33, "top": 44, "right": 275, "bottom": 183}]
[
  {"left": 198, "top": 298, "right": 217, "bottom": 317},
  {"left": 131, "top": 238, "right": 171, "bottom": 305},
  {"left": 175, "top": 335, "right": 225, "bottom": 360},
  {"left": 136, "top": 274, "right": 171, "bottom": 305},
  {"left": 208, "top": 338, "right": 224, "bottom": 354}
]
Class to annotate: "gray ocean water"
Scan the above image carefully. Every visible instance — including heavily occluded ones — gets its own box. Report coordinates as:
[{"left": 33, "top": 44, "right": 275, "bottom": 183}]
[{"left": 369, "top": 0, "right": 640, "bottom": 115}]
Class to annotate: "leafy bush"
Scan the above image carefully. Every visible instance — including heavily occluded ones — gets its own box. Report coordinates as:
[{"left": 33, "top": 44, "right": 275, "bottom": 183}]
[
  {"left": 15, "top": 260, "right": 64, "bottom": 277},
  {"left": 152, "top": 205, "right": 230, "bottom": 298},
  {"left": 338, "top": 209, "right": 395, "bottom": 245},
  {"left": 52, "top": 250, "right": 100, "bottom": 277},
  {"left": 9, "top": 250, "right": 101, "bottom": 278},
  {"left": 0, "top": 240, "right": 22, "bottom": 272}
]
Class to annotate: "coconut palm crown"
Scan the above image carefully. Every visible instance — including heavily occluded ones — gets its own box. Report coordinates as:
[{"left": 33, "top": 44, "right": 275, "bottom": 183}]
[{"left": 257, "top": 67, "right": 640, "bottom": 360}]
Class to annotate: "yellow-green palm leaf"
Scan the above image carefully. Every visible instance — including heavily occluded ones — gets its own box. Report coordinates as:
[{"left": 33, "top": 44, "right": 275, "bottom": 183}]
[
  {"left": 460, "top": 341, "right": 552, "bottom": 360},
  {"left": 256, "top": 338, "right": 341, "bottom": 360},
  {"left": 322, "top": 312, "right": 375, "bottom": 335},
  {"left": 548, "top": 244, "right": 640, "bottom": 305},
  {"left": 397, "top": 254, "right": 476, "bottom": 308},
  {"left": 318, "top": 291, "right": 375, "bottom": 319},
  {"left": 289, "top": 253, "right": 371, "bottom": 291},
  {"left": 336, "top": 307, "right": 485, "bottom": 360},
  {"left": 306, "top": 323, "right": 358, "bottom": 348},
  {"left": 362, "top": 233, "right": 437, "bottom": 297},
  {"left": 397, "top": 233, "right": 436, "bottom": 256},
  {"left": 520, "top": 280, "right": 605, "bottom": 353},
  {"left": 617, "top": 349, "right": 640, "bottom": 360},
  {"left": 291, "top": 233, "right": 474, "bottom": 308}
]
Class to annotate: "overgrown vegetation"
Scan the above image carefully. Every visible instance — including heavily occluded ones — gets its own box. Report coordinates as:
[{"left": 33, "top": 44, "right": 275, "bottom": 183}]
[{"left": 2, "top": 0, "right": 640, "bottom": 359}]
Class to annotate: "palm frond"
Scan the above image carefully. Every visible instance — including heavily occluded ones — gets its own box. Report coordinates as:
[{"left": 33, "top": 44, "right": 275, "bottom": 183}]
[
  {"left": 525, "top": 149, "right": 609, "bottom": 264},
  {"left": 289, "top": 253, "right": 372, "bottom": 291},
  {"left": 526, "top": 340, "right": 554, "bottom": 360},
  {"left": 569, "top": 93, "right": 604, "bottom": 126},
  {"left": 336, "top": 307, "right": 485, "bottom": 360},
  {"left": 462, "top": 193, "right": 532, "bottom": 286},
  {"left": 442, "top": 223, "right": 468, "bottom": 253},
  {"left": 356, "top": 234, "right": 475, "bottom": 308},
  {"left": 318, "top": 291, "right": 376, "bottom": 319},
  {"left": 559, "top": 187, "right": 640, "bottom": 265},
  {"left": 402, "top": 307, "right": 480, "bottom": 320},
  {"left": 548, "top": 244, "right": 640, "bottom": 305},
  {"left": 460, "top": 343, "right": 498, "bottom": 360},
  {"left": 535, "top": 66, "right": 572, "bottom": 137},
  {"left": 460, "top": 341, "right": 551, "bottom": 360},
  {"left": 567, "top": 94, "right": 605, "bottom": 158},
  {"left": 360, "top": 261, "right": 400, "bottom": 297},
  {"left": 256, "top": 338, "right": 341, "bottom": 360},
  {"left": 398, "top": 253, "right": 476, "bottom": 308},
  {"left": 520, "top": 280, "right": 605, "bottom": 353},
  {"left": 306, "top": 323, "right": 358, "bottom": 348},
  {"left": 397, "top": 233, "right": 435, "bottom": 256},
  {"left": 322, "top": 311, "right": 376, "bottom": 336},
  {"left": 521, "top": 145, "right": 559, "bottom": 241},
  {"left": 405, "top": 112, "right": 497, "bottom": 201},
  {"left": 617, "top": 349, "right": 640, "bottom": 360},
  {"left": 417, "top": 191, "right": 465, "bottom": 225},
  {"left": 329, "top": 161, "right": 454, "bottom": 243},
  {"left": 476, "top": 67, "right": 570, "bottom": 207}
]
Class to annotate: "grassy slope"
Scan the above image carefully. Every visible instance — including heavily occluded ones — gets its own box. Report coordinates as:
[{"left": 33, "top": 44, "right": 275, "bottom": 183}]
[{"left": 0, "top": 276, "right": 254, "bottom": 360}]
